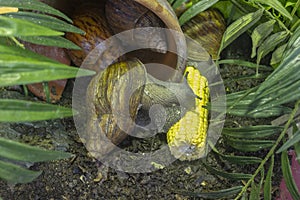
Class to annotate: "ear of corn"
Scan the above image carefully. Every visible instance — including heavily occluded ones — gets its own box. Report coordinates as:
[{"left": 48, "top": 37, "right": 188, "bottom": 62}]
[{"left": 167, "top": 66, "right": 209, "bottom": 161}]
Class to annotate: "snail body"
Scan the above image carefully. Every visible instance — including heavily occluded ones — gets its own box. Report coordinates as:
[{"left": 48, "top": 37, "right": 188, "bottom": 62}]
[
  {"left": 62, "top": 0, "right": 225, "bottom": 161},
  {"left": 86, "top": 58, "right": 197, "bottom": 156}
]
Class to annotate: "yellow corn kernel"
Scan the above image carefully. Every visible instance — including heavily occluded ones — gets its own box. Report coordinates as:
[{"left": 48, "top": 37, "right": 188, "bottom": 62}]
[
  {"left": 0, "top": 7, "right": 18, "bottom": 14},
  {"left": 167, "top": 66, "right": 209, "bottom": 161}
]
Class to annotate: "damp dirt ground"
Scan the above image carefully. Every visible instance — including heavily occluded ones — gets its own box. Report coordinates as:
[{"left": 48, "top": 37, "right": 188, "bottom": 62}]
[{"left": 0, "top": 34, "right": 284, "bottom": 199}]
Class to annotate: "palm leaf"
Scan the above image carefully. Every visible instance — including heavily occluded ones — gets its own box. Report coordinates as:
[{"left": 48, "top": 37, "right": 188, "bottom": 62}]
[
  {"left": 219, "top": 9, "right": 264, "bottom": 53},
  {"left": 270, "top": 44, "right": 287, "bottom": 67},
  {"left": 0, "top": 138, "right": 73, "bottom": 184},
  {"left": 218, "top": 59, "right": 272, "bottom": 71},
  {"left": 281, "top": 150, "right": 300, "bottom": 199},
  {"left": 178, "top": 0, "right": 219, "bottom": 25},
  {"left": 203, "top": 162, "right": 252, "bottom": 180},
  {"left": 210, "top": 145, "right": 262, "bottom": 165},
  {"left": 0, "top": 137, "right": 73, "bottom": 162},
  {"left": 17, "top": 36, "right": 80, "bottom": 49},
  {"left": 0, "top": 0, "right": 87, "bottom": 185},
  {"left": 264, "top": 155, "right": 274, "bottom": 200},
  {"left": 225, "top": 138, "right": 275, "bottom": 152},
  {"left": 0, "top": 15, "right": 63, "bottom": 36},
  {"left": 0, "top": 160, "right": 42, "bottom": 184},
  {"left": 249, "top": 181, "right": 260, "bottom": 200},
  {"left": 277, "top": 129, "right": 300, "bottom": 153},
  {"left": 251, "top": 26, "right": 300, "bottom": 112},
  {"left": 251, "top": 0, "right": 293, "bottom": 20},
  {"left": 0, "top": 99, "right": 75, "bottom": 122},
  {"left": 223, "top": 125, "right": 282, "bottom": 139},
  {"left": 256, "top": 31, "right": 289, "bottom": 64},
  {"left": 218, "top": 90, "right": 291, "bottom": 118},
  {"left": 172, "top": 0, "right": 187, "bottom": 10},
  {"left": 0, "top": 45, "right": 94, "bottom": 87},
  {"left": 4, "top": 11, "right": 83, "bottom": 34},
  {"left": 251, "top": 20, "right": 276, "bottom": 58},
  {"left": 0, "top": 0, "right": 72, "bottom": 22}
]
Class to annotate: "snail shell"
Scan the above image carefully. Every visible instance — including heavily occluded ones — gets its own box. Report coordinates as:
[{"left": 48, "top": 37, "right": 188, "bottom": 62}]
[
  {"left": 86, "top": 58, "right": 146, "bottom": 158},
  {"left": 65, "top": 3, "right": 123, "bottom": 69},
  {"left": 65, "top": 0, "right": 186, "bottom": 79},
  {"left": 182, "top": 9, "right": 226, "bottom": 60},
  {"left": 46, "top": 0, "right": 194, "bottom": 160},
  {"left": 105, "top": 0, "right": 168, "bottom": 53},
  {"left": 85, "top": 58, "right": 197, "bottom": 159}
]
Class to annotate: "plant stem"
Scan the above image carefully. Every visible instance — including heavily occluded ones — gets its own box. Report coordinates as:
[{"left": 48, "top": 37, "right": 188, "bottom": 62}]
[
  {"left": 9, "top": 36, "right": 24, "bottom": 49},
  {"left": 291, "top": 19, "right": 300, "bottom": 32},
  {"left": 257, "top": 4, "right": 292, "bottom": 35},
  {"left": 234, "top": 99, "right": 300, "bottom": 199},
  {"left": 291, "top": 0, "right": 300, "bottom": 17}
]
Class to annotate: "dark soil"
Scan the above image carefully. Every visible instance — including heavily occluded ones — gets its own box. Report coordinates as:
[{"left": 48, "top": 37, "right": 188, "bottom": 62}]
[{"left": 0, "top": 33, "right": 284, "bottom": 199}]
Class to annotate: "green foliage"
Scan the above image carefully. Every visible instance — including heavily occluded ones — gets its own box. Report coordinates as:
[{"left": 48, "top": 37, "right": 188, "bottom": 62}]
[
  {"left": 0, "top": 160, "right": 42, "bottom": 184},
  {"left": 221, "top": 89, "right": 291, "bottom": 117},
  {"left": 263, "top": 155, "right": 274, "bottom": 200},
  {"left": 211, "top": 145, "right": 263, "bottom": 165},
  {"left": 0, "top": 0, "right": 92, "bottom": 185},
  {"left": 5, "top": 11, "right": 83, "bottom": 34},
  {"left": 0, "top": 45, "right": 93, "bottom": 87},
  {"left": 0, "top": 137, "right": 73, "bottom": 184},
  {"left": 281, "top": 150, "right": 300, "bottom": 199},
  {"left": 277, "top": 129, "right": 300, "bottom": 153},
  {"left": 0, "top": 15, "right": 63, "bottom": 36},
  {"left": 0, "top": 99, "right": 75, "bottom": 122},
  {"left": 178, "top": 0, "right": 219, "bottom": 25},
  {"left": 0, "top": 0, "right": 72, "bottom": 22},
  {"left": 0, "top": 137, "right": 72, "bottom": 162},
  {"left": 223, "top": 125, "right": 283, "bottom": 138},
  {"left": 249, "top": 180, "right": 260, "bottom": 200},
  {"left": 203, "top": 162, "right": 252, "bottom": 180},
  {"left": 251, "top": 20, "right": 276, "bottom": 58},
  {"left": 171, "top": 0, "right": 300, "bottom": 199},
  {"left": 256, "top": 30, "right": 288, "bottom": 64},
  {"left": 219, "top": 9, "right": 264, "bottom": 53},
  {"left": 226, "top": 138, "right": 275, "bottom": 152},
  {"left": 168, "top": 0, "right": 220, "bottom": 25}
]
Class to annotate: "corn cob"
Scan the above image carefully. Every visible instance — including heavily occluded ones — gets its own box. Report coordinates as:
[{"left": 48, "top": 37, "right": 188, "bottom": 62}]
[{"left": 167, "top": 66, "right": 209, "bottom": 161}]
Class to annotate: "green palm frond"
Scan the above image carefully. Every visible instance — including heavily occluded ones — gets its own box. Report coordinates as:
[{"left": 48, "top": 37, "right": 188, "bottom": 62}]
[
  {"left": 281, "top": 150, "right": 300, "bottom": 200},
  {"left": 171, "top": 0, "right": 300, "bottom": 198},
  {"left": 178, "top": 186, "right": 243, "bottom": 199},
  {"left": 0, "top": 0, "right": 91, "bottom": 185},
  {"left": 0, "top": 137, "right": 73, "bottom": 184},
  {"left": 0, "top": 0, "right": 94, "bottom": 119}
]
